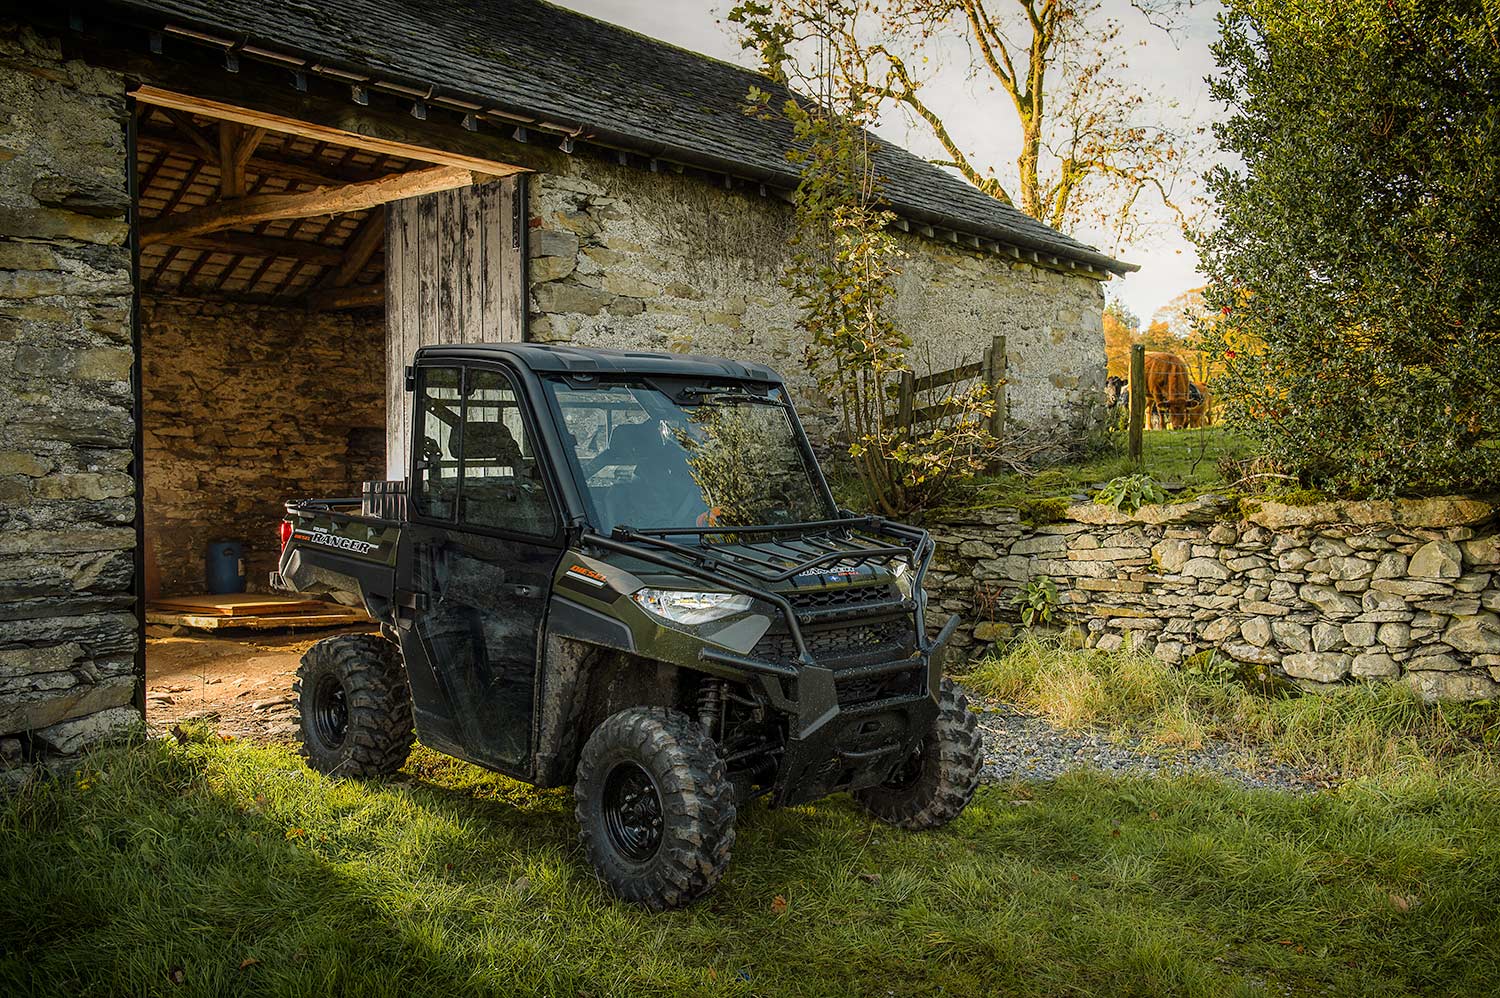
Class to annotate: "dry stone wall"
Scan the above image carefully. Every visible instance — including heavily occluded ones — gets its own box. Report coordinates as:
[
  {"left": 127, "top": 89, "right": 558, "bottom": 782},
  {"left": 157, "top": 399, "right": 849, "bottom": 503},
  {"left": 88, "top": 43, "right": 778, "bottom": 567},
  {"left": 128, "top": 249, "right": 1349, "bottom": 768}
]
[
  {"left": 0, "top": 22, "right": 136, "bottom": 769},
  {"left": 930, "top": 496, "right": 1500, "bottom": 701},
  {"left": 524, "top": 157, "right": 1107, "bottom": 447},
  {"left": 141, "top": 297, "right": 386, "bottom": 595}
]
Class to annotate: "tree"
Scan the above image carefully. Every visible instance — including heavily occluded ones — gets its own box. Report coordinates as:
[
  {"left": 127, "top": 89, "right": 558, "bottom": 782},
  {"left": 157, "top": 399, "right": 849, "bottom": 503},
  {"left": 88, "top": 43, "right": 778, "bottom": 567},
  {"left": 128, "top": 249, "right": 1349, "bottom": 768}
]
[
  {"left": 1102, "top": 299, "right": 1138, "bottom": 377},
  {"left": 1152, "top": 288, "right": 1206, "bottom": 342},
  {"left": 1151, "top": 288, "right": 1221, "bottom": 381},
  {"left": 1137, "top": 319, "right": 1177, "bottom": 354},
  {"left": 734, "top": 3, "right": 999, "bottom": 515},
  {"left": 733, "top": 0, "right": 1198, "bottom": 245},
  {"left": 1196, "top": 1, "right": 1500, "bottom": 497}
]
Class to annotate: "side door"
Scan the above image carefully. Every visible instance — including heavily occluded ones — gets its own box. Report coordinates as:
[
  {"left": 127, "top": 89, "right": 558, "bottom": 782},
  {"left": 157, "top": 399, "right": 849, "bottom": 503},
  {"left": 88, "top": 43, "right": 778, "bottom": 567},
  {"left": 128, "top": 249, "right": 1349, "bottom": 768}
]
[{"left": 403, "top": 362, "right": 563, "bottom": 774}]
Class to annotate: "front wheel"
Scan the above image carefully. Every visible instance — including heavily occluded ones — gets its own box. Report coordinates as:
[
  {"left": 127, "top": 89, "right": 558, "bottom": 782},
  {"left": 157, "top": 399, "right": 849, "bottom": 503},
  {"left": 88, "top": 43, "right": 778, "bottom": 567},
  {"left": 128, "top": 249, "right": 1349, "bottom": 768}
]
[
  {"left": 854, "top": 679, "right": 982, "bottom": 829},
  {"left": 574, "top": 707, "right": 736, "bottom": 911}
]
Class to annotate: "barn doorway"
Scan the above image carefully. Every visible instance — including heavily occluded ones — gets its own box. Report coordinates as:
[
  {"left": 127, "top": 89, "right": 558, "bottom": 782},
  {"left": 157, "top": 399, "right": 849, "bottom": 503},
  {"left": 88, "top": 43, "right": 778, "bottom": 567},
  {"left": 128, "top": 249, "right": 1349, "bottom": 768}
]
[{"left": 129, "top": 87, "right": 527, "bottom": 738}]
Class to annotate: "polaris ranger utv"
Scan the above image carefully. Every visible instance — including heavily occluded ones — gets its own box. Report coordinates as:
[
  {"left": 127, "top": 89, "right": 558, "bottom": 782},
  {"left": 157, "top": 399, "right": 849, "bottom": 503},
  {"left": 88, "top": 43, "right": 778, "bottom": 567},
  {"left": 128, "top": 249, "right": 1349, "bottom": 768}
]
[{"left": 274, "top": 343, "right": 980, "bottom": 909}]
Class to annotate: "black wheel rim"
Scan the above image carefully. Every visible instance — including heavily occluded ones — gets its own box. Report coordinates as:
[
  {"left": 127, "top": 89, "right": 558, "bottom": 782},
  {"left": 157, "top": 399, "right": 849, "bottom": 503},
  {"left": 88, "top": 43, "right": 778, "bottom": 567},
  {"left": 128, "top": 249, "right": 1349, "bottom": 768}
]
[
  {"left": 602, "top": 761, "right": 664, "bottom": 863},
  {"left": 886, "top": 741, "right": 926, "bottom": 790},
  {"left": 311, "top": 673, "right": 348, "bottom": 749}
]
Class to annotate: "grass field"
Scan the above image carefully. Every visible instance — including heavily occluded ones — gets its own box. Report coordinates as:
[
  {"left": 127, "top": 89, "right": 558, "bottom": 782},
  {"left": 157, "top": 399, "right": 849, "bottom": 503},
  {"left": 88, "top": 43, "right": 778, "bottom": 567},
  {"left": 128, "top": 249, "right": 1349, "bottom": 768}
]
[
  {"left": 4, "top": 722, "right": 1498, "bottom": 997},
  {"left": 956, "top": 426, "right": 1258, "bottom": 518}
]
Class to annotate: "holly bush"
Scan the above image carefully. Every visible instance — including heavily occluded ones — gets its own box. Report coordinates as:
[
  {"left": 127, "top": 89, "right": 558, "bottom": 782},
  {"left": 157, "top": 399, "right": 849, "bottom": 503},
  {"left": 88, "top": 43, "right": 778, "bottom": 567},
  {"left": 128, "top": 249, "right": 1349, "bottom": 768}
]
[{"left": 1195, "top": 1, "right": 1500, "bottom": 498}]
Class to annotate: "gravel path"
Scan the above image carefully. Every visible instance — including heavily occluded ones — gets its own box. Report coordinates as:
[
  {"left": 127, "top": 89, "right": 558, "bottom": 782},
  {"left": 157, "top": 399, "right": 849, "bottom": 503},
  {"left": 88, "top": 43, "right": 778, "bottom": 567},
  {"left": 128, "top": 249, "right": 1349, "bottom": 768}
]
[{"left": 961, "top": 687, "right": 1332, "bottom": 793}]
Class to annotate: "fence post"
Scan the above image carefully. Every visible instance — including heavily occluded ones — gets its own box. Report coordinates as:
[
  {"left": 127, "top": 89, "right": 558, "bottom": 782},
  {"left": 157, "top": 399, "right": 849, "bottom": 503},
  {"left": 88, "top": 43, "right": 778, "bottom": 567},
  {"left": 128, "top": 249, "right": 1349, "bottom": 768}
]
[
  {"left": 1128, "top": 343, "right": 1146, "bottom": 463},
  {"left": 987, "top": 334, "right": 1006, "bottom": 442},
  {"left": 897, "top": 369, "right": 914, "bottom": 439}
]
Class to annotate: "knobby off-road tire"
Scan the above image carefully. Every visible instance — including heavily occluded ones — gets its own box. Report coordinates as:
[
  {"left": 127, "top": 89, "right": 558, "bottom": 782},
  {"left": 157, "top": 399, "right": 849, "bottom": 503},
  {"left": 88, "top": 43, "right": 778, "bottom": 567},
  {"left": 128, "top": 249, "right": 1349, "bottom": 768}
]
[
  {"left": 854, "top": 678, "right": 982, "bottom": 830},
  {"left": 294, "top": 633, "right": 414, "bottom": 778},
  {"left": 574, "top": 707, "right": 736, "bottom": 911}
]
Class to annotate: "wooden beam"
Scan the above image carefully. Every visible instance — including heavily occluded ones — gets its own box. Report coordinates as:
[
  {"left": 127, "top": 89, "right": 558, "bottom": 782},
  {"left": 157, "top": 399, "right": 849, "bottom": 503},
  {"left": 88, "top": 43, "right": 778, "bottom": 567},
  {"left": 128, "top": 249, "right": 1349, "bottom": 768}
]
[
  {"left": 163, "top": 108, "right": 219, "bottom": 163},
  {"left": 217, "top": 123, "right": 267, "bottom": 199},
  {"left": 141, "top": 165, "right": 475, "bottom": 245},
  {"left": 315, "top": 209, "right": 385, "bottom": 289},
  {"left": 305, "top": 283, "right": 383, "bottom": 311},
  {"left": 149, "top": 232, "right": 347, "bottom": 266},
  {"left": 218, "top": 122, "right": 244, "bottom": 198},
  {"left": 133, "top": 86, "right": 528, "bottom": 177},
  {"left": 136, "top": 132, "right": 388, "bottom": 188},
  {"left": 235, "top": 128, "right": 268, "bottom": 169}
]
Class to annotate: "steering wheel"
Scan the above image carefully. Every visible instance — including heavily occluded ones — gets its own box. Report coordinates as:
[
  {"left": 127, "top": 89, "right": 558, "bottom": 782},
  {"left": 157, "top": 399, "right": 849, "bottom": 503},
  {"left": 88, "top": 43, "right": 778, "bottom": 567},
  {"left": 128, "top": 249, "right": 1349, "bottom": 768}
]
[{"left": 420, "top": 436, "right": 444, "bottom": 472}]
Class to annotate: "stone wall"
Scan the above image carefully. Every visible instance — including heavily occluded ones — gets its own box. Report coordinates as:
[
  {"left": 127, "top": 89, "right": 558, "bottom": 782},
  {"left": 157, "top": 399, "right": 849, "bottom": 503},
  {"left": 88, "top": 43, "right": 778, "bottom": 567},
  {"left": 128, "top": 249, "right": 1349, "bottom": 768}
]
[
  {"left": 525, "top": 159, "right": 1106, "bottom": 445},
  {"left": 0, "top": 22, "right": 137, "bottom": 766},
  {"left": 141, "top": 297, "right": 385, "bottom": 594},
  {"left": 930, "top": 496, "right": 1500, "bottom": 701}
]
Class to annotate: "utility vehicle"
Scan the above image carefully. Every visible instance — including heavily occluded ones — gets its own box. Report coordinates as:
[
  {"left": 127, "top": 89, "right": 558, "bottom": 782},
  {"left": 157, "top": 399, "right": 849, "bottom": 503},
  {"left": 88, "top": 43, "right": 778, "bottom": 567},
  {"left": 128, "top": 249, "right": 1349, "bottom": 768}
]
[{"left": 274, "top": 343, "right": 981, "bottom": 909}]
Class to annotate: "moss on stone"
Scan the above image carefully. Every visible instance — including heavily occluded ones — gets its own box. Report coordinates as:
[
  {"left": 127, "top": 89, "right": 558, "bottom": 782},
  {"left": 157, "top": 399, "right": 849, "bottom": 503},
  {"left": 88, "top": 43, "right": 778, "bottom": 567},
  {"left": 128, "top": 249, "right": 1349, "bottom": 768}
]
[
  {"left": 1016, "top": 496, "right": 1072, "bottom": 526},
  {"left": 1268, "top": 488, "right": 1331, "bottom": 507}
]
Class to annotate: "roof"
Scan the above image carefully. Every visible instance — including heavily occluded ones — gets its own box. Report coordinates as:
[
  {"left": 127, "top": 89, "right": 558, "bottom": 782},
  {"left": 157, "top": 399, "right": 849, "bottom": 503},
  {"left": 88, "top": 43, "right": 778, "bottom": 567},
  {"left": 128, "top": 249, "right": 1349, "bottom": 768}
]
[
  {"left": 417, "top": 342, "right": 783, "bottom": 382},
  {"left": 134, "top": 105, "right": 411, "bottom": 300},
  {"left": 103, "top": 0, "right": 1135, "bottom": 275}
]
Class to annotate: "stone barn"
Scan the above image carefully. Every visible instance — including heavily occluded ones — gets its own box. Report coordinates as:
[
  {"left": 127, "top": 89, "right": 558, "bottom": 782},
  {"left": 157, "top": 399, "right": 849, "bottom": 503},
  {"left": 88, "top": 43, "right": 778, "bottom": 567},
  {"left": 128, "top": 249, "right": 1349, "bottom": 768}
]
[{"left": 0, "top": 0, "right": 1132, "bottom": 769}]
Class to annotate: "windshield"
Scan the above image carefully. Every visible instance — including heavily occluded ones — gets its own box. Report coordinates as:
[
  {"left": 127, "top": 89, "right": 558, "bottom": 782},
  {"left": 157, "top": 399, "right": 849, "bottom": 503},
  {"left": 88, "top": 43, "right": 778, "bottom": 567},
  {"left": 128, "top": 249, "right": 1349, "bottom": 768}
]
[{"left": 545, "top": 379, "right": 836, "bottom": 534}]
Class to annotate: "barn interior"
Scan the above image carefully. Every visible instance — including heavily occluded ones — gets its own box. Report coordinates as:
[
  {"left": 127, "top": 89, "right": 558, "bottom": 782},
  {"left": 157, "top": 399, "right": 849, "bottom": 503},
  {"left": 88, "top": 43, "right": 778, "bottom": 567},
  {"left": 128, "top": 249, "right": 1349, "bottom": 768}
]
[
  {"left": 130, "top": 89, "right": 523, "bottom": 735},
  {"left": 136, "top": 104, "right": 393, "bottom": 599}
]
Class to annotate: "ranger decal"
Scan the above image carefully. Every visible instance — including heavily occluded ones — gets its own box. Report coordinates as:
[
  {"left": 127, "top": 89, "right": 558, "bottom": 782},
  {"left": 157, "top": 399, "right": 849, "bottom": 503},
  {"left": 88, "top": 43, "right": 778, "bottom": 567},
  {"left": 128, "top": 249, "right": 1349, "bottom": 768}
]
[{"left": 295, "top": 528, "right": 378, "bottom": 556}]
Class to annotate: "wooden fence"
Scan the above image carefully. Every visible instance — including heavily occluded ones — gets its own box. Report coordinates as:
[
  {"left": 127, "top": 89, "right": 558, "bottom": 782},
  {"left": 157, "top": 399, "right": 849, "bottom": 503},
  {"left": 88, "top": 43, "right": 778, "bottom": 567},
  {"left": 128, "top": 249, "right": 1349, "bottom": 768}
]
[{"left": 896, "top": 334, "right": 1008, "bottom": 442}]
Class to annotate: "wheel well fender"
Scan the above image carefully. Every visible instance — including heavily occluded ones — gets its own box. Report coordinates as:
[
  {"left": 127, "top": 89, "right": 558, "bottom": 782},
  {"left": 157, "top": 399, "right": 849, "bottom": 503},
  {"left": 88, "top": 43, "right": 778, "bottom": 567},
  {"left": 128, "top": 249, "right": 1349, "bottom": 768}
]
[{"left": 532, "top": 636, "right": 694, "bottom": 788}]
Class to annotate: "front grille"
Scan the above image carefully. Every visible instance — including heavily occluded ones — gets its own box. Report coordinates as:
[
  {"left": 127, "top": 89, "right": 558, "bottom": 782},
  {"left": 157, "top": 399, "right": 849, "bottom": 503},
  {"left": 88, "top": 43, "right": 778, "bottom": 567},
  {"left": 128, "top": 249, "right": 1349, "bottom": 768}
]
[
  {"left": 753, "top": 616, "right": 912, "bottom": 666},
  {"left": 785, "top": 583, "right": 900, "bottom": 614},
  {"left": 838, "top": 669, "right": 924, "bottom": 705}
]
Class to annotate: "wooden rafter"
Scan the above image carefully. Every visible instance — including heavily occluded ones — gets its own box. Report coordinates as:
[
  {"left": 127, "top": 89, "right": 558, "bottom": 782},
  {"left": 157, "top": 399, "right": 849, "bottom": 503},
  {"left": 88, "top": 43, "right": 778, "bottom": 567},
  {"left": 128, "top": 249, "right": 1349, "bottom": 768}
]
[
  {"left": 180, "top": 173, "right": 277, "bottom": 292},
  {"left": 217, "top": 122, "right": 267, "bottom": 199},
  {"left": 163, "top": 108, "right": 219, "bottom": 163},
  {"left": 135, "top": 132, "right": 392, "bottom": 189},
  {"left": 314, "top": 209, "right": 384, "bottom": 290},
  {"left": 133, "top": 86, "right": 529, "bottom": 177},
  {"left": 140, "top": 165, "right": 477, "bottom": 246},
  {"left": 149, "top": 231, "right": 347, "bottom": 267}
]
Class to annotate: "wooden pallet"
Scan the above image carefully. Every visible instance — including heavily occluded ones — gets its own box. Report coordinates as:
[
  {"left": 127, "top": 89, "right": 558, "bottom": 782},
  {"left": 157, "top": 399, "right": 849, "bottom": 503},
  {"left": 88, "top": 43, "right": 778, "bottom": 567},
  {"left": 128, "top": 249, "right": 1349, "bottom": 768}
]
[
  {"left": 147, "top": 593, "right": 371, "bottom": 631},
  {"left": 148, "top": 593, "right": 329, "bottom": 617}
]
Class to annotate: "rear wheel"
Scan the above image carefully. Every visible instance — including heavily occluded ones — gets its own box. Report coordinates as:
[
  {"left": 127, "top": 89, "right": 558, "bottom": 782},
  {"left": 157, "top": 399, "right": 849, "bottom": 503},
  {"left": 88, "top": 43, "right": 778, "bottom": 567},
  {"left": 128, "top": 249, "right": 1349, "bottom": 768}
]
[
  {"left": 574, "top": 707, "right": 736, "bottom": 910},
  {"left": 854, "top": 679, "right": 981, "bottom": 829},
  {"left": 294, "top": 633, "right": 414, "bottom": 777}
]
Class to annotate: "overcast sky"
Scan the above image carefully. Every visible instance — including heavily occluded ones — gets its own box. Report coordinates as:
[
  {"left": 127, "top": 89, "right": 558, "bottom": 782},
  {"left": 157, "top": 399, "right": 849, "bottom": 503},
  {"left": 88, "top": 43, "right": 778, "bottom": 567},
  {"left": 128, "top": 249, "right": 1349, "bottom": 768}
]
[{"left": 554, "top": 0, "right": 1227, "bottom": 325}]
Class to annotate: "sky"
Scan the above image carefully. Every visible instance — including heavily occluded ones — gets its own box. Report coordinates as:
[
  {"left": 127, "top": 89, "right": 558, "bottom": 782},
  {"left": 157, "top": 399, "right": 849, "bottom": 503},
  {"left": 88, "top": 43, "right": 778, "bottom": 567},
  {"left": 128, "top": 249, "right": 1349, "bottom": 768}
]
[{"left": 553, "top": 0, "right": 1228, "bottom": 325}]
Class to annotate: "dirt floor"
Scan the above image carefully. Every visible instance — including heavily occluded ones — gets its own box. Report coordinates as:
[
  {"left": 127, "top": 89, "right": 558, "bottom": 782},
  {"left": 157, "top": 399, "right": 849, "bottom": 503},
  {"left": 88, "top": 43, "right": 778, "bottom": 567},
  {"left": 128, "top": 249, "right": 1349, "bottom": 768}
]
[{"left": 145, "top": 625, "right": 374, "bottom": 742}]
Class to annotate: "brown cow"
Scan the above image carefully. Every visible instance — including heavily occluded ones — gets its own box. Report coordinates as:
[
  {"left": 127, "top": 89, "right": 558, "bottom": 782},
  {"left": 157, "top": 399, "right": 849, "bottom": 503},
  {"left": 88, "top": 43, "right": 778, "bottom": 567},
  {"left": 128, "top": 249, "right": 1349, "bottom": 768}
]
[
  {"left": 1142, "top": 352, "right": 1194, "bottom": 429},
  {"left": 1183, "top": 382, "right": 1213, "bottom": 429}
]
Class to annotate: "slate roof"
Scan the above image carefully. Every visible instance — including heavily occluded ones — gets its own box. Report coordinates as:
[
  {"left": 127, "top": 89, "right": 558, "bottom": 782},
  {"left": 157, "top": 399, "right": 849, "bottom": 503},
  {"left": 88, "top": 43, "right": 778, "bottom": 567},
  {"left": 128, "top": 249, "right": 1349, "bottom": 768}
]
[{"left": 105, "top": 0, "right": 1135, "bottom": 274}]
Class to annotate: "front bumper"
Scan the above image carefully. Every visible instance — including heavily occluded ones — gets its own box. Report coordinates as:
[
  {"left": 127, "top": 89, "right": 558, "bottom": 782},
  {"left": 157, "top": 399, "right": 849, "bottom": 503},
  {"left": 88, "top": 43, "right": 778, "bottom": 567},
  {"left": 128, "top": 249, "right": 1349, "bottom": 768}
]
[{"left": 702, "top": 614, "right": 960, "bottom": 806}]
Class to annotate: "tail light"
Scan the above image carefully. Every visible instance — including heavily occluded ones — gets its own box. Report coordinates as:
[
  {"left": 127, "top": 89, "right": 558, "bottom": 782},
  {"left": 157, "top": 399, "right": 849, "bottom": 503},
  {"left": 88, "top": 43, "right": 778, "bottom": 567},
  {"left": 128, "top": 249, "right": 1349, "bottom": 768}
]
[{"left": 278, "top": 520, "right": 294, "bottom": 552}]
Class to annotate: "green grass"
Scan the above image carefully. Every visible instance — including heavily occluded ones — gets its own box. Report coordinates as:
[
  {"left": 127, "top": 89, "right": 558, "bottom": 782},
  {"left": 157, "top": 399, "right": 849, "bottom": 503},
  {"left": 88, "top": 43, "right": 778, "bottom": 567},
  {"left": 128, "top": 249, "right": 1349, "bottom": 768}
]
[
  {"left": 824, "top": 427, "right": 1256, "bottom": 519},
  {"left": 4, "top": 728, "right": 1500, "bottom": 996},
  {"left": 963, "top": 636, "right": 1500, "bottom": 781},
  {"left": 957, "top": 427, "right": 1256, "bottom": 518}
]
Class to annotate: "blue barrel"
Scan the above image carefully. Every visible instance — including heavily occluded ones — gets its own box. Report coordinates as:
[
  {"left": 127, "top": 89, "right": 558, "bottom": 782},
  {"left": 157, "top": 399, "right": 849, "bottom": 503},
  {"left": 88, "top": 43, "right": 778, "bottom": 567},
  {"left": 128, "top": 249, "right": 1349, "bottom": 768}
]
[{"left": 205, "top": 540, "right": 246, "bottom": 595}]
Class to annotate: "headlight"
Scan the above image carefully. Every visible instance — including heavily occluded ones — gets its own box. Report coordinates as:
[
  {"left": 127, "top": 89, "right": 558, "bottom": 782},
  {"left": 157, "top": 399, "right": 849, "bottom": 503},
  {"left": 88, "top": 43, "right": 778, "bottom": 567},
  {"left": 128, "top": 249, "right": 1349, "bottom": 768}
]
[
  {"left": 891, "top": 558, "right": 915, "bottom": 598},
  {"left": 632, "top": 589, "right": 753, "bottom": 626}
]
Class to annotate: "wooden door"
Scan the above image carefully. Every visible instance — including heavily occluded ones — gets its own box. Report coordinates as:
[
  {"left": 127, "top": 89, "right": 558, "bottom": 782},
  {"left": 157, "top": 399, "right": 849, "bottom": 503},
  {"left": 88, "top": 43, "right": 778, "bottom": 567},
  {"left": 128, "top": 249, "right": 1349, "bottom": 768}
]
[{"left": 385, "top": 176, "right": 527, "bottom": 477}]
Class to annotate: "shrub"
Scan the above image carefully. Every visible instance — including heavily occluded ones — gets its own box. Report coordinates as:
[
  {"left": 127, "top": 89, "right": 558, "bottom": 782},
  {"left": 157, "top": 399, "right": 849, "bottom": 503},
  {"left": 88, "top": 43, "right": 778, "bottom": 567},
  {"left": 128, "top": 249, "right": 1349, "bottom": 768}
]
[
  {"left": 1196, "top": 1, "right": 1500, "bottom": 498},
  {"left": 1013, "top": 575, "right": 1060, "bottom": 628},
  {"left": 1096, "top": 473, "right": 1166, "bottom": 513}
]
